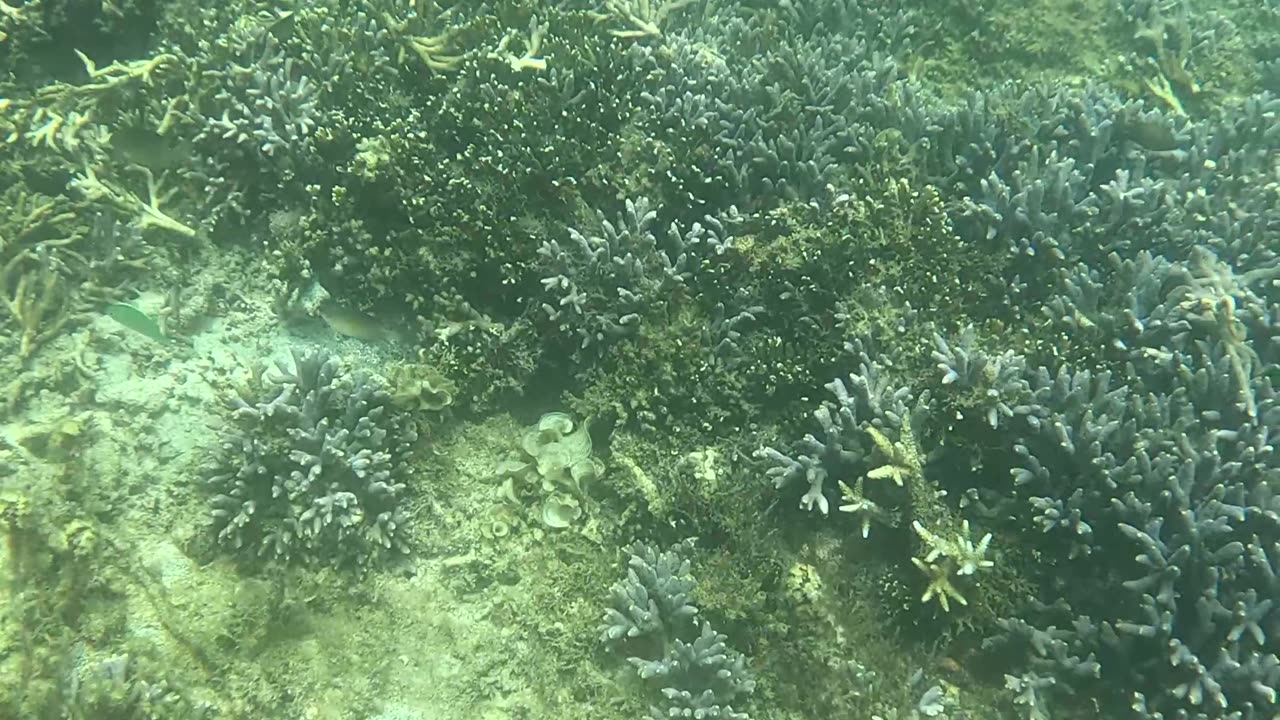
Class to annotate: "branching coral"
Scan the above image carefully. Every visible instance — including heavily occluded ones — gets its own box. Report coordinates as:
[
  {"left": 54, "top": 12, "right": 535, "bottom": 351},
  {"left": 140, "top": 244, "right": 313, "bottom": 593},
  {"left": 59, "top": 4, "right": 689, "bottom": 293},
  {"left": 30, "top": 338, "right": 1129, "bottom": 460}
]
[
  {"left": 1, "top": 245, "right": 71, "bottom": 359},
  {"left": 0, "top": 180, "right": 154, "bottom": 362},
  {"left": 407, "top": 31, "right": 465, "bottom": 71},
  {"left": 1128, "top": 0, "right": 1201, "bottom": 115},
  {"left": 537, "top": 196, "right": 700, "bottom": 355},
  {"left": 489, "top": 14, "right": 549, "bottom": 72},
  {"left": 911, "top": 520, "right": 994, "bottom": 612},
  {"left": 601, "top": 539, "right": 756, "bottom": 719},
  {"left": 377, "top": 1, "right": 469, "bottom": 72},
  {"left": 591, "top": 0, "right": 697, "bottom": 39},
  {"left": 837, "top": 477, "right": 897, "bottom": 539},
  {"left": 19, "top": 107, "right": 105, "bottom": 154},
  {"left": 2, "top": 49, "right": 177, "bottom": 154},
  {"left": 931, "top": 325, "right": 1030, "bottom": 429},
  {"left": 601, "top": 539, "right": 699, "bottom": 644},
  {"left": 206, "top": 350, "right": 418, "bottom": 570},
  {"left": 835, "top": 420, "right": 922, "bottom": 538},
  {"left": 0, "top": 193, "right": 87, "bottom": 360},
  {"left": 1166, "top": 246, "right": 1280, "bottom": 418},
  {"left": 0, "top": 0, "right": 25, "bottom": 43},
  {"left": 863, "top": 422, "right": 923, "bottom": 488},
  {"left": 41, "top": 50, "right": 178, "bottom": 101},
  {"left": 70, "top": 167, "right": 198, "bottom": 240},
  {"left": 199, "top": 27, "right": 320, "bottom": 158},
  {"left": 1005, "top": 672, "right": 1056, "bottom": 720}
]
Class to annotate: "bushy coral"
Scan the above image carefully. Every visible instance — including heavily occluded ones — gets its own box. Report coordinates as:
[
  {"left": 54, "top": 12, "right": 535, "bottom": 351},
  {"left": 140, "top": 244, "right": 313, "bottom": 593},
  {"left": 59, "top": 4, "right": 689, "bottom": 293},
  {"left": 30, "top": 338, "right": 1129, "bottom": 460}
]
[
  {"left": 190, "top": 19, "right": 321, "bottom": 161},
  {"left": 601, "top": 539, "right": 756, "bottom": 720},
  {"left": 760, "top": 354, "right": 1002, "bottom": 616},
  {"left": 205, "top": 349, "right": 417, "bottom": 570}
]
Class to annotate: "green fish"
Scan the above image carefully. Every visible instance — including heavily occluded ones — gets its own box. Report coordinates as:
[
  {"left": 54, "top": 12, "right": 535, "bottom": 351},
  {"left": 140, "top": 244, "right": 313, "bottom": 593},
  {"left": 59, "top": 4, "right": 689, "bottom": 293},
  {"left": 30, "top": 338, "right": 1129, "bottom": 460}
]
[
  {"left": 105, "top": 303, "right": 171, "bottom": 343},
  {"left": 318, "top": 300, "right": 397, "bottom": 343}
]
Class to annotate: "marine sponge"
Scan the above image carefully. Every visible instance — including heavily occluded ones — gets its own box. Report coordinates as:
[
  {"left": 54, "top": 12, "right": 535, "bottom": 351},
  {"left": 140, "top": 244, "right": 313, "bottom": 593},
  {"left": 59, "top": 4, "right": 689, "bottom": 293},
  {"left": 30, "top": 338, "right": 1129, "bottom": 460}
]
[{"left": 205, "top": 349, "right": 418, "bottom": 570}]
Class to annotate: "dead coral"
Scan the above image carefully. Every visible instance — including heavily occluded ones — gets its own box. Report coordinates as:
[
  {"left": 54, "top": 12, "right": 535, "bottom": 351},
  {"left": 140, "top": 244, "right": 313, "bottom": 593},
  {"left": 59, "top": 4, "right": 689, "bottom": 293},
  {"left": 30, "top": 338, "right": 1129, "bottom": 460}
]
[
  {"left": 1, "top": 245, "right": 73, "bottom": 360},
  {"left": 0, "top": 193, "right": 83, "bottom": 359},
  {"left": 0, "top": 189, "right": 151, "bottom": 363},
  {"left": 70, "top": 166, "right": 198, "bottom": 240},
  {"left": 590, "top": 0, "right": 698, "bottom": 40},
  {"left": 379, "top": 1, "right": 470, "bottom": 72},
  {"left": 2, "top": 49, "right": 177, "bottom": 155},
  {"left": 1126, "top": 0, "right": 1214, "bottom": 115}
]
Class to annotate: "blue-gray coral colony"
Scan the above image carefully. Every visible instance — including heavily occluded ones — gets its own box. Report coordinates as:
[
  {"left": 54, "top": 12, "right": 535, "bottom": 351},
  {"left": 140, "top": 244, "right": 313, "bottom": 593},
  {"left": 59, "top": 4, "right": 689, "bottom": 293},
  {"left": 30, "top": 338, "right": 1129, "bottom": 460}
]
[
  {"left": 4, "top": 0, "right": 1280, "bottom": 716},
  {"left": 205, "top": 350, "right": 416, "bottom": 569},
  {"left": 601, "top": 540, "right": 756, "bottom": 720}
]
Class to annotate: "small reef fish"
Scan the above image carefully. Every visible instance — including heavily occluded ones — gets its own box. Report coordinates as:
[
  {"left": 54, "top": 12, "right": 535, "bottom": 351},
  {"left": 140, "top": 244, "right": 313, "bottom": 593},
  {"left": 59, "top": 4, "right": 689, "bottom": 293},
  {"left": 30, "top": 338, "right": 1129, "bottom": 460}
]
[
  {"left": 318, "top": 301, "right": 398, "bottom": 343},
  {"left": 105, "top": 302, "right": 172, "bottom": 343}
]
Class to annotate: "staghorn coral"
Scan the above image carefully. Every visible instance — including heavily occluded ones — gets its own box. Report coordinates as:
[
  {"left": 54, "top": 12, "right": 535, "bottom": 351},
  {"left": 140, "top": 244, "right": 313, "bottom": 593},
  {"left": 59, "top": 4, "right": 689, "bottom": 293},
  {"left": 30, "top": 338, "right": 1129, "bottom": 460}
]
[
  {"left": 0, "top": 190, "right": 147, "bottom": 363},
  {"left": 537, "top": 197, "right": 686, "bottom": 355},
  {"left": 762, "top": 349, "right": 1004, "bottom": 620},
  {"left": 70, "top": 166, "right": 198, "bottom": 240},
  {"left": 931, "top": 325, "right": 1030, "bottom": 429},
  {"left": 1, "top": 243, "right": 71, "bottom": 360}
]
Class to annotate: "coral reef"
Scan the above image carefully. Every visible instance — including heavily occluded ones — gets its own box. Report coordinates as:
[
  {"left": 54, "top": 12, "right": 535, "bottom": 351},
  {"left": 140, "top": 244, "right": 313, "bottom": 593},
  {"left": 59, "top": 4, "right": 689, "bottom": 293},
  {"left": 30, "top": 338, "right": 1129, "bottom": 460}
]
[
  {"left": 60, "top": 652, "right": 218, "bottom": 719},
  {"left": 198, "top": 26, "right": 319, "bottom": 159},
  {"left": 538, "top": 196, "right": 734, "bottom": 358},
  {"left": 759, "top": 351, "right": 1003, "bottom": 617},
  {"left": 3, "top": 0, "right": 1280, "bottom": 718}
]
